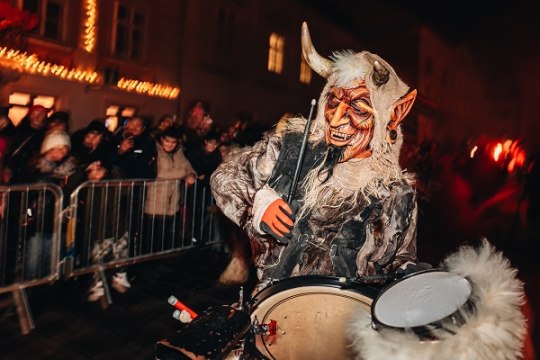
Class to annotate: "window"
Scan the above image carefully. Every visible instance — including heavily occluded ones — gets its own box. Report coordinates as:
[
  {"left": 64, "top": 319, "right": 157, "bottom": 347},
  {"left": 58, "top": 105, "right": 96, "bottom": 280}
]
[
  {"left": 299, "top": 56, "right": 312, "bottom": 84},
  {"left": 8, "top": 91, "right": 55, "bottom": 126},
  {"left": 21, "top": 0, "right": 66, "bottom": 42},
  {"left": 113, "top": 3, "right": 146, "bottom": 60},
  {"left": 268, "top": 33, "right": 284, "bottom": 74},
  {"left": 105, "top": 104, "right": 137, "bottom": 132}
]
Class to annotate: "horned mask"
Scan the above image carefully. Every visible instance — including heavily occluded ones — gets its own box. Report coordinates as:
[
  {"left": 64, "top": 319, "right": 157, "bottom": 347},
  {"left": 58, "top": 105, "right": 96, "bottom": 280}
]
[{"left": 301, "top": 22, "right": 416, "bottom": 164}]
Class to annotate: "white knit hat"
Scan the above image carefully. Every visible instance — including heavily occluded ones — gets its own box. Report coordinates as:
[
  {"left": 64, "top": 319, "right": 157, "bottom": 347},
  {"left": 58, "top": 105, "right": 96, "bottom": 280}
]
[{"left": 41, "top": 131, "right": 71, "bottom": 154}]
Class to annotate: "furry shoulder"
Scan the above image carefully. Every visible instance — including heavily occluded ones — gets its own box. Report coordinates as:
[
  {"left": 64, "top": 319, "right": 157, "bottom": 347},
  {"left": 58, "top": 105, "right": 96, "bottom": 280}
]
[{"left": 275, "top": 113, "right": 307, "bottom": 137}]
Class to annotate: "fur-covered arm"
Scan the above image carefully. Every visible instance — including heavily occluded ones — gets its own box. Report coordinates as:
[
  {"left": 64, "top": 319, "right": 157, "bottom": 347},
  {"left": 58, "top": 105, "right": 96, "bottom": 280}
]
[
  {"left": 210, "top": 132, "right": 281, "bottom": 230},
  {"left": 356, "top": 184, "right": 418, "bottom": 276}
]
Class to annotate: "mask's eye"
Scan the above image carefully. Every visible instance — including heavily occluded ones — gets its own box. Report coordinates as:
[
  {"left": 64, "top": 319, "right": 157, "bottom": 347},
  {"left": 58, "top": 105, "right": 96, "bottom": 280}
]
[
  {"left": 349, "top": 98, "right": 373, "bottom": 116},
  {"left": 327, "top": 94, "right": 340, "bottom": 109}
]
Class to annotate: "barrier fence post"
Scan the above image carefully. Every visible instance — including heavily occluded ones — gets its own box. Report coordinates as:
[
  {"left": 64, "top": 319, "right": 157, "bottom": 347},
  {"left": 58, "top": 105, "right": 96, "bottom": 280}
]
[{"left": 12, "top": 288, "right": 34, "bottom": 335}]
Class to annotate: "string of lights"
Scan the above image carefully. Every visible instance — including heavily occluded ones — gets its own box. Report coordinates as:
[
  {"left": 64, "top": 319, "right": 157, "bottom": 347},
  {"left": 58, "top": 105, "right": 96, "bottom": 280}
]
[
  {"left": 117, "top": 78, "right": 181, "bottom": 99},
  {"left": 0, "top": 46, "right": 180, "bottom": 99},
  {"left": 0, "top": 46, "right": 100, "bottom": 83},
  {"left": 83, "top": 0, "right": 97, "bottom": 53}
]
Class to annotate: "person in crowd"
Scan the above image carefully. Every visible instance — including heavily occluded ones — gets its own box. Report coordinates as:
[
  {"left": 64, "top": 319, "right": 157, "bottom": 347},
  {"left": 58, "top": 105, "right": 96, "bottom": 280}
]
[
  {"left": 143, "top": 127, "right": 197, "bottom": 253},
  {"left": 183, "top": 130, "right": 222, "bottom": 245},
  {"left": 182, "top": 102, "right": 209, "bottom": 152},
  {"left": 18, "top": 130, "right": 77, "bottom": 279},
  {"left": 111, "top": 116, "right": 156, "bottom": 179},
  {"left": 151, "top": 114, "right": 175, "bottom": 139},
  {"left": 185, "top": 130, "right": 222, "bottom": 187},
  {"left": 45, "top": 111, "right": 70, "bottom": 134},
  {"left": 4, "top": 104, "right": 48, "bottom": 184},
  {"left": 20, "top": 130, "right": 77, "bottom": 188},
  {"left": 74, "top": 159, "right": 132, "bottom": 301},
  {"left": 0, "top": 106, "right": 16, "bottom": 180},
  {"left": 70, "top": 119, "right": 114, "bottom": 172}
]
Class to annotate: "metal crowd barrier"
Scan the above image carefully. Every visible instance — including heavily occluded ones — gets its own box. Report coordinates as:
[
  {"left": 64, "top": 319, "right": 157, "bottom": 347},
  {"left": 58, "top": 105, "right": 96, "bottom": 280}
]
[
  {"left": 0, "top": 183, "right": 64, "bottom": 334},
  {"left": 64, "top": 179, "right": 220, "bottom": 277},
  {"left": 0, "top": 179, "right": 222, "bottom": 334}
]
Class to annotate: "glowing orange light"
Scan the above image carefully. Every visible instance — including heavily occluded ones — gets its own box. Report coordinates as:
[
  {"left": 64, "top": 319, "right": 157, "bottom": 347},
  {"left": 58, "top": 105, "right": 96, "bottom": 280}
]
[
  {"left": 0, "top": 46, "right": 100, "bottom": 83},
  {"left": 1, "top": 46, "right": 180, "bottom": 99},
  {"left": 116, "top": 77, "right": 180, "bottom": 99},
  {"left": 493, "top": 143, "right": 503, "bottom": 162},
  {"left": 83, "top": 0, "right": 97, "bottom": 53},
  {"left": 470, "top": 145, "right": 478, "bottom": 158}
]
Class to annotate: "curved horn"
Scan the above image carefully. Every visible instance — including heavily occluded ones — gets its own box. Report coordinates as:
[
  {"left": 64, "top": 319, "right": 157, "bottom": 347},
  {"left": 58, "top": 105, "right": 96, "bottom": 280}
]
[
  {"left": 301, "top": 22, "right": 332, "bottom": 79},
  {"left": 372, "top": 60, "right": 390, "bottom": 86}
]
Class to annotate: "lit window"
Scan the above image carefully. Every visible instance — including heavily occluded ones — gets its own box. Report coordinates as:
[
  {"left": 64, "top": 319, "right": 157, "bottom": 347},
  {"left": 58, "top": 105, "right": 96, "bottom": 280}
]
[
  {"left": 8, "top": 92, "right": 31, "bottom": 106},
  {"left": 105, "top": 104, "right": 137, "bottom": 132},
  {"left": 22, "top": 0, "right": 67, "bottom": 42},
  {"left": 299, "top": 56, "right": 312, "bottom": 84},
  {"left": 33, "top": 95, "right": 55, "bottom": 109},
  {"left": 7, "top": 91, "right": 55, "bottom": 126},
  {"left": 113, "top": 3, "right": 146, "bottom": 60},
  {"left": 121, "top": 107, "right": 135, "bottom": 117},
  {"left": 268, "top": 33, "right": 284, "bottom": 74}
]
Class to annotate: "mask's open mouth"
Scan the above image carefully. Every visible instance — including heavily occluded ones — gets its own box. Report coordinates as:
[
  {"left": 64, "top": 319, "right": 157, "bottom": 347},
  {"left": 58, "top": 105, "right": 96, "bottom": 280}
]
[
  {"left": 327, "top": 118, "right": 373, "bottom": 147},
  {"left": 330, "top": 130, "right": 354, "bottom": 142}
]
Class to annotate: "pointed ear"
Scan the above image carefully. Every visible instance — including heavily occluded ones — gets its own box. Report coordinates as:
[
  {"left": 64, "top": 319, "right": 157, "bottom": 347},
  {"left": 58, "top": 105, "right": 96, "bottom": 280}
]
[{"left": 388, "top": 89, "right": 417, "bottom": 130}]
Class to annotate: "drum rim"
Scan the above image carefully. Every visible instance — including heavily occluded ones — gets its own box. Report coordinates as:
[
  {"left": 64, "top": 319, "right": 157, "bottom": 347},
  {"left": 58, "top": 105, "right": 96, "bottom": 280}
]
[
  {"left": 249, "top": 275, "right": 380, "bottom": 309},
  {"left": 249, "top": 275, "right": 376, "bottom": 360},
  {"left": 370, "top": 268, "right": 472, "bottom": 335}
]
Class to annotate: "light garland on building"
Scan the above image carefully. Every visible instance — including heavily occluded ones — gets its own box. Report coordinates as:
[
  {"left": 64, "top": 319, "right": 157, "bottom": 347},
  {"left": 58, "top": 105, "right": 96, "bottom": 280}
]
[
  {"left": 117, "top": 77, "right": 180, "bottom": 99},
  {"left": 0, "top": 47, "right": 181, "bottom": 99},
  {"left": 0, "top": 46, "right": 100, "bottom": 83},
  {"left": 83, "top": 0, "right": 97, "bottom": 53}
]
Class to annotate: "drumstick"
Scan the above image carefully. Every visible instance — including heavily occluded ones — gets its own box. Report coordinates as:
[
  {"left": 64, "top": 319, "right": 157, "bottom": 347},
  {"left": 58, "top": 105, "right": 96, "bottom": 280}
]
[
  {"left": 168, "top": 295, "right": 198, "bottom": 319},
  {"left": 287, "top": 99, "right": 317, "bottom": 203}
]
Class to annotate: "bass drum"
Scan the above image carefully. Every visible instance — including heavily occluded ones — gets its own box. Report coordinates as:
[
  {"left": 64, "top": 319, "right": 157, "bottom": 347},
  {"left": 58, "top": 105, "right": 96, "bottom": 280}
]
[{"left": 248, "top": 275, "right": 379, "bottom": 360}]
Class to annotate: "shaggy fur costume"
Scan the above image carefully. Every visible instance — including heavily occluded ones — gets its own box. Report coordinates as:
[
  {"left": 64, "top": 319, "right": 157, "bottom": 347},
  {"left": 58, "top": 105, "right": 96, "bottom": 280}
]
[
  {"left": 211, "top": 26, "right": 418, "bottom": 281},
  {"left": 346, "top": 240, "right": 527, "bottom": 360}
]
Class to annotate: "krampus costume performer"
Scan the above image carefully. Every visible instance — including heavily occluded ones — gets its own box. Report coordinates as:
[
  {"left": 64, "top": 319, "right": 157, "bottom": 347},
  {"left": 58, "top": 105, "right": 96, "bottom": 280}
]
[
  {"left": 155, "top": 23, "right": 528, "bottom": 360},
  {"left": 211, "top": 23, "right": 418, "bottom": 283}
]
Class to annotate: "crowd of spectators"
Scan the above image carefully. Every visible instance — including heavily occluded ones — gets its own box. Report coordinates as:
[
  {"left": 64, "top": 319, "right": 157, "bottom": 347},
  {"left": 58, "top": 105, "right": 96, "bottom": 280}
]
[
  {"left": 0, "top": 102, "right": 269, "bottom": 194},
  {"left": 0, "top": 102, "right": 270, "bottom": 299}
]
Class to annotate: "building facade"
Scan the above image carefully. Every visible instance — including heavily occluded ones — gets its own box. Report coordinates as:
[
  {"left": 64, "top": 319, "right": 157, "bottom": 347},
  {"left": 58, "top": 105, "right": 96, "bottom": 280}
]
[{"left": 2, "top": 0, "right": 522, "bottom": 151}]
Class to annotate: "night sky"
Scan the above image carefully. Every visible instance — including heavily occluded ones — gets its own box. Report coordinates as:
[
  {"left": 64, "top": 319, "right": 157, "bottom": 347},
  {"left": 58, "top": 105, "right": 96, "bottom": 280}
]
[{"left": 304, "top": 0, "right": 540, "bottom": 74}]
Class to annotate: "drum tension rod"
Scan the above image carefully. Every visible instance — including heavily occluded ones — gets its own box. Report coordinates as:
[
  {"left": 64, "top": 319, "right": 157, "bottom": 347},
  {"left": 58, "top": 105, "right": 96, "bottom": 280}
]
[{"left": 252, "top": 317, "right": 277, "bottom": 336}]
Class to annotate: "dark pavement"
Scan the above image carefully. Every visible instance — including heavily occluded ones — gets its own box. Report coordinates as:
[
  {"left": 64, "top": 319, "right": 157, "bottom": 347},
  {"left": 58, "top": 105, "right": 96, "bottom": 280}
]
[{"left": 0, "top": 248, "right": 255, "bottom": 360}]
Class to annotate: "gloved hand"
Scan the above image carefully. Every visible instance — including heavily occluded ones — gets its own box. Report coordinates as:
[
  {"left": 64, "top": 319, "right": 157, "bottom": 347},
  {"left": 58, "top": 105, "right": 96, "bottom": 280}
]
[
  {"left": 260, "top": 198, "right": 295, "bottom": 244},
  {"left": 252, "top": 185, "right": 296, "bottom": 244},
  {"left": 396, "top": 262, "right": 433, "bottom": 276}
]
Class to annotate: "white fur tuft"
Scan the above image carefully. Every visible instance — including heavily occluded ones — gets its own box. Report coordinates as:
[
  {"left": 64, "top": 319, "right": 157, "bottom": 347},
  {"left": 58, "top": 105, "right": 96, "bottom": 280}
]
[{"left": 347, "top": 240, "right": 527, "bottom": 359}]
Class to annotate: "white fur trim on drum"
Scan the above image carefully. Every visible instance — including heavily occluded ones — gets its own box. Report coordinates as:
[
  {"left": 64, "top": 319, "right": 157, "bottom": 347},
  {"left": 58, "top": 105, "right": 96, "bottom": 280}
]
[
  {"left": 346, "top": 239, "right": 527, "bottom": 360},
  {"left": 252, "top": 184, "right": 282, "bottom": 234}
]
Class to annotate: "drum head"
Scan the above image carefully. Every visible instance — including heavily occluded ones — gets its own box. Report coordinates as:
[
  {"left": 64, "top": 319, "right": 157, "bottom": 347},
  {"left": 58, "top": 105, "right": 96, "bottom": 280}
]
[
  {"left": 372, "top": 270, "right": 471, "bottom": 329},
  {"left": 250, "top": 276, "right": 376, "bottom": 360}
]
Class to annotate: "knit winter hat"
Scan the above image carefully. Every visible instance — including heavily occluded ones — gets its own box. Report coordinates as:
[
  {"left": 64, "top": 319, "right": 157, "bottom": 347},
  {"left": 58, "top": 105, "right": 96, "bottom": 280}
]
[{"left": 41, "top": 131, "right": 71, "bottom": 154}]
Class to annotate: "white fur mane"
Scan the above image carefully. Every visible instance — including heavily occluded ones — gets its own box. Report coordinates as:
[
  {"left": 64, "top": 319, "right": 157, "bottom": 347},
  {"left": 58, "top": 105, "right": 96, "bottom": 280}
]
[{"left": 346, "top": 239, "right": 527, "bottom": 360}]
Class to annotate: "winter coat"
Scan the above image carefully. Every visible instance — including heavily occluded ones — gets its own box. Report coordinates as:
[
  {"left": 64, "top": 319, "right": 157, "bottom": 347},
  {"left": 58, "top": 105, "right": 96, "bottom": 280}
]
[{"left": 144, "top": 142, "right": 196, "bottom": 216}]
